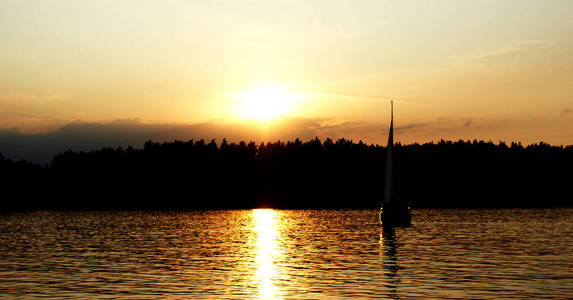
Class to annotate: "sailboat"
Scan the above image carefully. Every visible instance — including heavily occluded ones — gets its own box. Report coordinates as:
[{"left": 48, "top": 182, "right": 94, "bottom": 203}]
[{"left": 380, "top": 101, "right": 411, "bottom": 227}]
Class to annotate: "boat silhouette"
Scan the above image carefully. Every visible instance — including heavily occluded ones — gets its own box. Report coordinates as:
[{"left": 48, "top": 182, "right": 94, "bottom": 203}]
[{"left": 380, "top": 101, "right": 411, "bottom": 227}]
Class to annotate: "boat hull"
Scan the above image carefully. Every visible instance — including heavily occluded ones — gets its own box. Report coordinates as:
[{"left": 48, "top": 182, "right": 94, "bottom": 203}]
[{"left": 379, "top": 203, "right": 411, "bottom": 227}]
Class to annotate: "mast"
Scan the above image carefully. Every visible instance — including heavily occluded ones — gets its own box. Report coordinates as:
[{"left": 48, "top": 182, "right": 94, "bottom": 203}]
[
  {"left": 381, "top": 100, "right": 411, "bottom": 227},
  {"left": 383, "top": 101, "right": 394, "bottom": 205}
]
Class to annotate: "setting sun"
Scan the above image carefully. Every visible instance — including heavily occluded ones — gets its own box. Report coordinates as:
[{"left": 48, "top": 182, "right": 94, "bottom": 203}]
[{"left": 235, "top": 85, "right": 298, "bottom": 121}]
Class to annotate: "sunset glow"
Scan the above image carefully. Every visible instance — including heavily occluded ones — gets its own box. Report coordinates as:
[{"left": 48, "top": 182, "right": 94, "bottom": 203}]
[
  {"left": 235, "top": 85, "right": 298, "bottom": 121},
  {"left": 1, "top": 0, "right": 572, "bottom": 151}
]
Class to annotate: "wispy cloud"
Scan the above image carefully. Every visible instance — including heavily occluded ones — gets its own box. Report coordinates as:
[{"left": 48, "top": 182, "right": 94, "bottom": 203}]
[
  {"left": 0, "top": 110, "right": 60, "bottom": 121},
  {"left": 310, "top": 92, "right": 418, "bottom": 104},
  {"left": 448, "top": 39, "right": 562, "bottom": 61}
]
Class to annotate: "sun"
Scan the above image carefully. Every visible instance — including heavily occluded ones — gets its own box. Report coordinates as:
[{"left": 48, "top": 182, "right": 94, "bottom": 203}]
[{"left": 235, "top": 84, "right": 297, "bottom": 121}]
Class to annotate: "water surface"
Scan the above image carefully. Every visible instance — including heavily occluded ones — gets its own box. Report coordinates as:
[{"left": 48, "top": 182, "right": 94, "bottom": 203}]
[{"left": 1, "top": 209, "right": 572, "bottom": 298}]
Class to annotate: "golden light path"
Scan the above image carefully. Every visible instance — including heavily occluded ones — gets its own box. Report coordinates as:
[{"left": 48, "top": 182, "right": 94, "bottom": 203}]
[{"left": 252, "top": 209, "right": 281, "bottom": 299}]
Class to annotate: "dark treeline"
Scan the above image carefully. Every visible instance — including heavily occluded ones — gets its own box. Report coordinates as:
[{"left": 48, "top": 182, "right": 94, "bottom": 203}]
[{"left": 1, "top": 138, "right": 572, "bottom": 210}]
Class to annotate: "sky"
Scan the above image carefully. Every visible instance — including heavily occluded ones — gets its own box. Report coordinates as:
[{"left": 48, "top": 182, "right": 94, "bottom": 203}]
[{"left": 1, "top": 0, "right": 572, "bottom": 159}]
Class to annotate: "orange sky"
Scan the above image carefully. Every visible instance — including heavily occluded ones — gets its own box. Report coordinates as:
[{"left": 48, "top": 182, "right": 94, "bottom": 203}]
[{"left": 1, "top": 0, "right": 572, "bottom": 145}]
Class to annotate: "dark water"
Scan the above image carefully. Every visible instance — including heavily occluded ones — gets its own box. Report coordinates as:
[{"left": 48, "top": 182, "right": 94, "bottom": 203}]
[{"left": 0, "top": 209, "right": 572, "bottom": 298}]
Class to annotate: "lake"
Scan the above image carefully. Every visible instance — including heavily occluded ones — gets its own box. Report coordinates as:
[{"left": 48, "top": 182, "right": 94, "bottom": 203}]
[{"left": 1, "top": 209, "right": 572, "bottom": 298}]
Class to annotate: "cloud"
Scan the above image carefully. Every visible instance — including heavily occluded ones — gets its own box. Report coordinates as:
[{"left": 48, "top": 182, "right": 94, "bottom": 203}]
[
  {"left": 1, "top": 116, "right": 570, "bottom": 164},
  {"left": 0, "top": 127, "right": 20, "bottom": 136},
  {"left": 0, "top": 92, "right": 67, "bottom": 105},
  {"left": 0, "top": 117, "right": 397, "bottom": 163},
  {"left": 0, "top": 110, "right": 60, "bottom": 121},
  {"left": 397, "top": 122, "right": 427, "bottom": 131},
  {"left": 0, "top": 110, "right": 65, "bottom": 134},
  {"left": 0, "top": 118, "right": 337, "bottom": 163},
  {"left": 449, "top": 40, "right": 564, "bottom": 61}
]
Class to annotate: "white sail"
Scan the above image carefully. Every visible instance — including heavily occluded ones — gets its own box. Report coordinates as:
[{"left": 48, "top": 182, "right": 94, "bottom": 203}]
[{"left": 383, "top": 101, "right": 394, "bottom": 205}]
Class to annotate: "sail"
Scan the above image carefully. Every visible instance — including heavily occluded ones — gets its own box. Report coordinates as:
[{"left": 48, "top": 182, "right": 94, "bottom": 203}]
[{"left": 383, "top": 101, "right": 394, "bottom": 204}]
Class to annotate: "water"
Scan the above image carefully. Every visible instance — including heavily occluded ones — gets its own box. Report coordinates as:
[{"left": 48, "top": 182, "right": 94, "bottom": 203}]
[{"left": 0, "top": 209, "right": 572, "bottom": 298}]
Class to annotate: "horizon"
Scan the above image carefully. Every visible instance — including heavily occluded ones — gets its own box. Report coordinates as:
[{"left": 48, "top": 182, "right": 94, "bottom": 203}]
[{"left": 1, "top": 116, "right": 571, "bottom": 165}]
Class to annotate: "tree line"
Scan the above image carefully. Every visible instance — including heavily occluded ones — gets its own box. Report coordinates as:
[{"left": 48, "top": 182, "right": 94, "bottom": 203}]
[{"left": 1, "top": 138, "right": 572, "bottom": 210}]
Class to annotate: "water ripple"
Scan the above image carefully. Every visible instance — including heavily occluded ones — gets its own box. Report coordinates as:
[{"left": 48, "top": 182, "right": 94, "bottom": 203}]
[{"left": 0, "top": 209, "right": 572, "bottom": 298}]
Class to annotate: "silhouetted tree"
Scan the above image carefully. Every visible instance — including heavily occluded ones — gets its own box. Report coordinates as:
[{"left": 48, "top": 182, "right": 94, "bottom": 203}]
[{"left": 1, "top": 139, "right": 572, "bottom": 210}]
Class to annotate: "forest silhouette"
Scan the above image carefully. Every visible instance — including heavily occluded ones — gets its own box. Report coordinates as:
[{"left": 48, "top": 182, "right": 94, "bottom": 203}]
[{"left": 1, "top": 138, "right": 571, "bottom": 211}]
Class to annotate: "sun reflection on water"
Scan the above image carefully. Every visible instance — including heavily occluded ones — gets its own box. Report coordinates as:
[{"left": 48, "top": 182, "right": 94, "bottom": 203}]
[{"left": 252, "top": 209, "right": 280, "bottom": 299}]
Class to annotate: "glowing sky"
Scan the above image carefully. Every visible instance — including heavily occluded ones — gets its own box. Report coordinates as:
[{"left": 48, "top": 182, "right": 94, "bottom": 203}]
[{"left": 1, "top": 0, "right": 572, "bottom": 144}]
